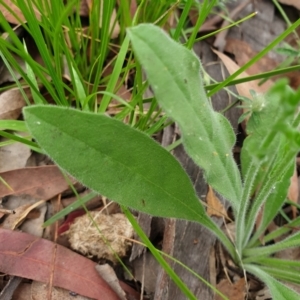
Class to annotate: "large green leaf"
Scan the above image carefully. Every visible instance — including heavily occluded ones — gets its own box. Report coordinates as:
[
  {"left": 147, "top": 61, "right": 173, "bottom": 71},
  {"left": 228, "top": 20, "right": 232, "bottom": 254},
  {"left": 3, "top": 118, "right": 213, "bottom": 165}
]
[
  {"left": 127, "top": 24, "right": 242, "bottom": 209},
  {"left": 23, "top": 105, "right": 219, "bottom": 231}
]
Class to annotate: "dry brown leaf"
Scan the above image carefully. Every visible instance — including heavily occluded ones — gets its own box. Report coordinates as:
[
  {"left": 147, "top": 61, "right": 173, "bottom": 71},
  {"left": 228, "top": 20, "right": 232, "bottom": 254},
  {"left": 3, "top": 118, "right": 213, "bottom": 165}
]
[
  {"left": 225, "top": 38, "right": 278, "bottom": 75},
  {"left": 288, "top": 165, "right": 299, "bottom": 219},
  {"left": 206, "top": 186, "right": 228, "bottom": 218},
  {"left": 0, "top": 228, "right": 121, "bottom": 300},
  {"left": 278, "top": 0, "right": 300, "bottom": 9},
  {"left": 0, "top": 88, "right": 28, "bottom": 120},
  {"left": 213, "top": 49, "right": 272, "bottom": 97},
  {"left": 20, "top": 204, "right": 47, "bottom": 237},
  {"left": 216, "top": 278, "right": 246, "bottom": 300},
  {"left": 95, "top": 264, "right": 127, "bottom": 300},
  {"left": 0, "top": 165, "right": 75, "bottom": 199},
  {"left": 0, "top": 138, "right": 31, "bottom": 173},
  {"left": 14, "top": 281, "right": 93, "bottom": 300},
  {"left": 0, "top": 0, "right": 41, "bottom": 24},
  {"left": 213, "top": 49, "right": 273, "bottom": 127},
  {"left": 1, "top": 199, "right": 45, "bottom": 230}
]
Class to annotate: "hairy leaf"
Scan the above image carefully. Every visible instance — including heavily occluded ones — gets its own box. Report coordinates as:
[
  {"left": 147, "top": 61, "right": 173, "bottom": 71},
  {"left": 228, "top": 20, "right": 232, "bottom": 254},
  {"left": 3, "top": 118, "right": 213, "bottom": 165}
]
[
  {"left": 127, "top": 24, "right": 242, "bottom": 209},
  {"left": 244, "top": 264, "right": 300, "bottom": 300},
  {"left": 24, "top": 105, "right": 219, "bottom": 232},
  {"left": 238, "top": 81, "right": 300, "bottom": 249}
]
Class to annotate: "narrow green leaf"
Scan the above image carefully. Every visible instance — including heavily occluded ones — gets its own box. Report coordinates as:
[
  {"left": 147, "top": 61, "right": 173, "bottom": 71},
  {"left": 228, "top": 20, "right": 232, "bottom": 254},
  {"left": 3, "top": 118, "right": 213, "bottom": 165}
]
[
  {"left": 244, "top": 264, "right": 300, "bottom": 299},
  {"left": 44, "top": 191, "right": 98, "bottom": 227},
  {"left": 24, "top": 105, "right": 216, "bottom": 228},
  {"left": 0, "top": 120, "right": 28, "bottom": 132},
  {"left": 239, "top": 81, "right": 300, "bottom": 249},
  {"left": 243, "top": 230, "right": 300, "bottom": 260},
  {"left": 127, "top": 24, "right": 242, "bottom": 209}
]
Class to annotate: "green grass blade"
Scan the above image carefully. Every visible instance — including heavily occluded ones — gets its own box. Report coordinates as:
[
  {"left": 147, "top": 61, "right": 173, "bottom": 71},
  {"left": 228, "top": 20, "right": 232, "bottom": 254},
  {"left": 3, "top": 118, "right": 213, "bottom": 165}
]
[
  {"left": 0, "top": 120, "right": 28, "bottom": 131},
  {"left": 207, "top": 18, "right": 300, "bottom": 97},
  {"left": 243, "top": 230, "right": 300, "bottom": 260},
  {"left": 123, "top": 207, "right": 198, "bottom": 300},
  {"left": 44, "top": 191, "right": 98, "bottom": 226}
]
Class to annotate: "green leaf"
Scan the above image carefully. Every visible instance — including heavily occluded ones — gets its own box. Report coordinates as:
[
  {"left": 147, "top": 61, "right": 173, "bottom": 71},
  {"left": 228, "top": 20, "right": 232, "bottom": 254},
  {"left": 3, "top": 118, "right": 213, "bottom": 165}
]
[
  {"left": 244, "top": 264, "right": 300, "bottom": 300},
  {"left": 127, "top": 24, "right": 242, "bottom": 209},
  {"left": 238, "top": 81, "right": 300, "bottom": 250},
  {"left": 24, "top": 105, "right": 219, "bottom": 231}
]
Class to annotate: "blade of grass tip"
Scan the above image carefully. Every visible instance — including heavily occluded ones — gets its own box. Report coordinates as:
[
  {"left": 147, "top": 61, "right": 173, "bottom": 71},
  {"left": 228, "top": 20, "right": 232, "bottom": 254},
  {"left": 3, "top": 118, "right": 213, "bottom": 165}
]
[
  {"left": 118, "top": 0, "right": 132, "bottom": 35},
  {"left": 194, "top": 11, "right": 257, "bottom": 43},
  {"left": 0, "top": 51, "right": 31, "bottom": 106},
  {"left": 0, "top": 120, "right": 28, "bottom": 132},
  {"left": 153, "top": 1, "right": 180, "bottom": 26},
  {"left": 70, "top": 65, "right": 88, "bottom": 110},
  {"left": 172, "top": 0, "right": 194, "bottom": 41},
  {"left": 23, "top": 40, "right": 44, "bottom": 104},
  {"left": 131, "top": 0, "right": 145, "bottom": 25},
  {"left": 0, "top": 130, "right": 41, "bottom": 153},
  {"left": 186, "top": 0, "right": 217, "bottom": 49},
  {"left": 0, "top": 140, "right": 19, "bottom": 147},
  {"left": 208, "top": 18, "right": 300, "bottom": 97},
  {"left": 91, "top": 0, "right": 115, "bottom": 104},
  {"left": 122, "top": 206, "right": 198, "bottom": 300},
  {"left": 52, "top": 0, "right": 85, "bottom": 106},
  {"left": 0, "top": 41, "right": 47, "bottom": 101},
  {"left": 145, "top": 116, "right": 171, "bottom": 135},
  {"left": 48, "top": 0, "right": 63, "bottom": 81},
  {"left": 99, "top": 36, "right": 130, "bottom": 112},
  {"left": 133, "top": 60, "right": 144, "bottom": 117},
  {"left": 16, "top": 0, "right": 67, "bottom": 105},
  {"left": 164, "top": 138, "right": 183, "bottom": 152},
  {"left": 204, "top": 65, "right": 300, "bottom": 90},
  {"left": 44, "top": 191, "right": 98, "bottom": 227},
  {"left": 0, "top": 176, "right": 14, "bottom": 192},
  {"left": 89, "top": 0, "right": 101, "bottom": 75},
  {"left": 138, "top": 98, "right": 160, "bottom": 131},
  {"left": 0, "top": 24, "right": 60, "bottom": 103},
  {"left": 84, "top": 91, "right": 134, "bottom": 112},
  {"left": 0, "top": 1, "right": 61, "bottom": 105}
]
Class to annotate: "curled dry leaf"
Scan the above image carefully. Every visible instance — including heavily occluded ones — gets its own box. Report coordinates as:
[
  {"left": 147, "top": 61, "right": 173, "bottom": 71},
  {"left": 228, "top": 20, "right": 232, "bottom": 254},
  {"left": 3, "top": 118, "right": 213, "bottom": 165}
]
[
  {"left": 95, "top": 264, "right": 127, "bottom": 300},
  {"left": 216, "top": 277, "right": 246, "bottom": 300},
  {"left": 0, "top": 228, "right": 121, "bottom": 300},
  {"left": 65, "top": 212, "right": 134, "bottom": 263},
  {"left": 1, "top": 199, "right": 45, "bottom": 231}
]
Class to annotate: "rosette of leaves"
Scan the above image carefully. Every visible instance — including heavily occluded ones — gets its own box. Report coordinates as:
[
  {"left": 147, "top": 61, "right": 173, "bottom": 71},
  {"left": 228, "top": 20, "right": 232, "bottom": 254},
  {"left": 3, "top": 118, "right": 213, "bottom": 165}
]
[{"left": 24, "top": 24, "right": 300, "bottom": 299}]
